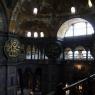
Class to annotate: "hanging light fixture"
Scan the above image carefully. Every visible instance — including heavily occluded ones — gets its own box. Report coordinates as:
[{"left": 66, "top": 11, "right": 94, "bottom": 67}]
[
  {"left": 71, "top": 6, "right": 76, "bottom": 14},
  {"left": 88, "top": 0, "right": 93, "bottom": 8},
  {"left": 33, "top": 7, "right": 38, "bottom": 15}
]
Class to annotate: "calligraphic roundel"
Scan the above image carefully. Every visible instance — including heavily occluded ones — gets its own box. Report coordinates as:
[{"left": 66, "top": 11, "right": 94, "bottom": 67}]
[{"left": 4, "top": 38, "right": 20, "bottom": 58}]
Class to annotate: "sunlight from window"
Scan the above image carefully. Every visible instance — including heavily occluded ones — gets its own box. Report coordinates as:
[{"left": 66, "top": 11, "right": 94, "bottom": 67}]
[
  {"left": 71, "top": 6, "right": 76, "bottom": 14},
  {"left": 64, "top": 47, "right": 93, "bottom": 60},
  {"left": 65, "top": 22, "right": 94, "bottom": 37},
  {"left": 88, "top": 0, "right": 93, "bottom": 8},
  {"left": 88, "top": 51, "right": 93, "bottom": 59},
  {"left": 26, "top": 52, "right": 31, "bottom": 59},
  {"left": 40, "top": 32, "right": 44, "bottom": 37},
  {"left": 65, "top": 25, "right": 73, "bottom": 37},
  {"left": 74, "top": 51, "right": 79, "bottom": 59},
  {"left": 65, "top": 49, "right": 73, "bottom": 60},
  {"left": 33, "top": 8, "right": 38, "bottom": 15},
  {"left": 34, "top": 32, "right": 38, "bottom": 38},
  {"left": 26, "top": 31, "right": 31, "bottom": 37},
  {"left": 57, "top": 18, "right": 94, "bottom": 38},
  {"left": 82, "top": 51, "right": 86, "bottom": 59},
  {"left": 65, "top": 50, "right": 94, "bottom": 60},
  {"left": 74, "top": 22, "right": 86, "bottom": 36},
  {"left": 87, "top": 23, "right": 94, "bottom": 34},
  {"left": 26, "top": 46, "right": 31, "bottom": 59},
  {"left": 68, "top": 51, "right": 73, "bottom": 59}
]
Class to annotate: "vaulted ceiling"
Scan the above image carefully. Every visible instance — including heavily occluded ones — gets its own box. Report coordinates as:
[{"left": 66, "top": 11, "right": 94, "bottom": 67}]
[
  {"left": 1, "top": 0, "right": 95, "bottom": 37},
  {"left": 3, "top": 0, "right": 95, "bottom": 14}
]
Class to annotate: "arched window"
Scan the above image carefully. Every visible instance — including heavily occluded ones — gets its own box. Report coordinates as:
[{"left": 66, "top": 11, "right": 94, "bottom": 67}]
[
  {"left": 82, "top": 51, "right": 86, "bottom": 59},
  {"left": 74, "top": 46, "right": 86, "bottom": 60},
  {"left": 26, "top": 31, "right": 31, "bottom": 37},
  {"left": 40, "top": 32, "right": 44, "bottom": 37},
  {"left": 64, "top": 48, "right": 73, "bottom": 60},
  {"left": 65, "top": 25, "right": 73, "bottom": 37},
  {"left": 64, "top": 47, "right": 94, "bottom": 60},
  {"left": 88, "top": 50, "right": 93, "bottom": 60},
  {"left": 57, "top": 18, "right": 94, "bottom": 38},
  {"left": 34, "top": 32, "right": 38, "bottom": 38},
  {"left": 32, "top": 45, "right": 39, "bottom": 60},
  {"left": 74, "top": 51, "right": 79, "bottom": 59},
  {"left": 32, "top": 45, "right": 36, "bottom": 59},
  {"left": 26, "top": 46, "right": 31, "bottom": 59},
  {"left": 65, "top": 22, "right": 94, "bottom": 37}
]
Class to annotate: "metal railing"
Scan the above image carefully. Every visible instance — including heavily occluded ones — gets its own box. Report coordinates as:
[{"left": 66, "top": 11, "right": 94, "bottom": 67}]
[
  {"left": 48, "top": 74, "right": 95, "bottom": 95},
  {"left": 63, "top": 74, "right": 95, "bottom": 91}
]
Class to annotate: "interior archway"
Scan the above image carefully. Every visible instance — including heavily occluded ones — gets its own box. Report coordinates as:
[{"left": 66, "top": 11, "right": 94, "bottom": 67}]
[{"left": 57, "top": 18, "right": 94, "bottom": 39}]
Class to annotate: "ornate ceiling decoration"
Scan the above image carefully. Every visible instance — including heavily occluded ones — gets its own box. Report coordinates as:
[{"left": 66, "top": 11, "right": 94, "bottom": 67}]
[
  {"left": 3, "top": 0, "right": 95, "bottom": 18},
  {"left": 2, "top": 0, "right": 95, "bottom": 37}
]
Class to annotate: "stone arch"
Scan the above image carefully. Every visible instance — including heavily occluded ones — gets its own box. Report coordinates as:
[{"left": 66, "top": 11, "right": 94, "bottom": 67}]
[{"left": 57, "top": 18, "right": 94, "bottom": 39}]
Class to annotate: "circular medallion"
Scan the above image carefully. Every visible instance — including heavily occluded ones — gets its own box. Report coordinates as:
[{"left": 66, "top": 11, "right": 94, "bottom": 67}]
[{"left": 4, "top": 38, "right": 20, "bottom": 58}]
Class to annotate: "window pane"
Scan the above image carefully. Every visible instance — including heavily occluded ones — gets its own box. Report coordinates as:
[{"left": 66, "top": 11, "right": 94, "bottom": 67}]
[
  {"left": 65, "top": 26, "right": 73, "bottom": 37},
  {"left": 82, "top": 51, "right": 86, "bottom": 59},
  {"left": 64, "top": 21, "right": 94, "bottom": 38},
  {"left": 74, "top": 51, "right": 79, "bottom": 59},
  {"left": 88, "top": 51, "right": 94, "bottom": 59},
  {"left": 65, "top": 50, "right": 73, "bottom": 59},
  {"left": 87, "top": 23, "right": 94, "bottom": 35},
  {"left": 74, "top": 22, "right": 86, "bottom": 36},
  {"left": 40, "top": 32, "right": 44, "bottom": 37},
  {"left": 26, "top": 52, "right": 31, "bottom": 59},
  {"left": 26, "top": 31, "right": 31, "bottom": 37},
  {"left": 68, "top": 51, "right": 73, "bottom": 59},
  {"left": 34, "top": 32, "right": 38, "bottom": 38},
  {"left": 26, "top": 46, "right": 31, "bottom": 59}
]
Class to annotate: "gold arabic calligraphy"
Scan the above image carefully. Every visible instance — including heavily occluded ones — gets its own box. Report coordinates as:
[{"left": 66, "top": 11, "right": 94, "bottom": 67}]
[{"left": 5, "top": 39, "right": 20, "bottom": 57}]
